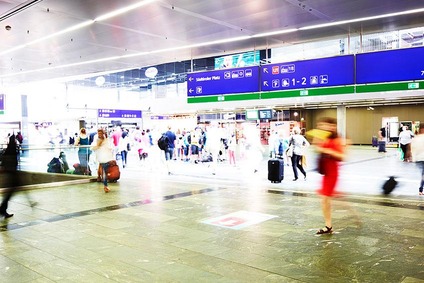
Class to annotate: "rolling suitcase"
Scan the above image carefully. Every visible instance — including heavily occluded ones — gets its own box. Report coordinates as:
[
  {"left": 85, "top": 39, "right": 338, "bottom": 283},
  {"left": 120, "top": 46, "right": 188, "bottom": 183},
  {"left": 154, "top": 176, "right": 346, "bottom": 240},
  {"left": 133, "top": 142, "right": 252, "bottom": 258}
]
[
  {"left": 382, "top": 176, "right": 397, "bottom": 195},
  {"left": 97, "top": 160, "right": 121, "bottom": 182},
  {"left": 268, "top": 159, "right": 284, "bottom": 183},
  {"left": 372, "top": 136, "right": 378, "bottom": 147}
]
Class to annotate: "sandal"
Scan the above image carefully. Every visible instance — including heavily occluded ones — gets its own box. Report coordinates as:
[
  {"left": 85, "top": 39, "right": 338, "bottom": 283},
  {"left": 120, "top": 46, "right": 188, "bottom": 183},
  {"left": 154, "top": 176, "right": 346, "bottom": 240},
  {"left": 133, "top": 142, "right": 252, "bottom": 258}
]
[{"left": 316, "top": 226, "right": 333, "bottom": 234}]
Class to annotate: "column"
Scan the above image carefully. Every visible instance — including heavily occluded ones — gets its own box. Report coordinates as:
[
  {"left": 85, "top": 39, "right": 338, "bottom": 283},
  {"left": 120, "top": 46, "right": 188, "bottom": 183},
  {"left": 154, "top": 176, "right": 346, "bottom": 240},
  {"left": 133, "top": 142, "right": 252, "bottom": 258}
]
[{"left": 337, "top": 105, "right": 346, "bottom": 140}]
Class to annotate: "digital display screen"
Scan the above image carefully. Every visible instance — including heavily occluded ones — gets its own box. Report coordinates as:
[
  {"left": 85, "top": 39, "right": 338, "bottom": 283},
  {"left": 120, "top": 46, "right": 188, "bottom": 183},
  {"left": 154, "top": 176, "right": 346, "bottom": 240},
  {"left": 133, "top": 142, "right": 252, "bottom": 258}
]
[
  {"left": 261, "top": 55, "right": 354, "bottom": 91},
  {"left": 215, "top": 51, "right": 260, "bottom": 69},
  {"left": 259, "top": 109, "right": 272, "bottom": 119},
  {"left": 187, "top": 66, "right": 260, "bottom": 97},
  {"left": 245, "top": 109, "right": 259, "bottom": 120},
  {"left": 356, "top": 46, "right": 424, "bottom": 84}
]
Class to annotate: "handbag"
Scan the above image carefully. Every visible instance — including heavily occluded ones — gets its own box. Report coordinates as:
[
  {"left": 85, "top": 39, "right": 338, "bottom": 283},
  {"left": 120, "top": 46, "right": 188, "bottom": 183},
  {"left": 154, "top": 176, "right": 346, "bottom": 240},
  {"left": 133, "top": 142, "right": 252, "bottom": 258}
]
[
  {"left": 317, "top": 154, "right": 329, "bottom": 175},
  {"left": 286, "top": 145, "right": 294, "bottom": 157}
]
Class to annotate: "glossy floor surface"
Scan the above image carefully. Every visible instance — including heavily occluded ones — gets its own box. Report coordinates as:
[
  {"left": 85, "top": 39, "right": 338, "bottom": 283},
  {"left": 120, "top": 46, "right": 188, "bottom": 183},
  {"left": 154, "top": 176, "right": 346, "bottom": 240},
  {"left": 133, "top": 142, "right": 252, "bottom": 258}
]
[{"left": 1, "top": 146, "right": 423, "bottom": 282}]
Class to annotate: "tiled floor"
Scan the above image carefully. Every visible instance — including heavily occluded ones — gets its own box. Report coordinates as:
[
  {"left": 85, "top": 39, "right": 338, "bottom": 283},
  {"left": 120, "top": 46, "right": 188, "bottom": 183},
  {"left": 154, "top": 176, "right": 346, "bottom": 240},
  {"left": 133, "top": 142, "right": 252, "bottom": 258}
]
[{"left": 1, "top": 146, "right": 423, "bottom": 282}]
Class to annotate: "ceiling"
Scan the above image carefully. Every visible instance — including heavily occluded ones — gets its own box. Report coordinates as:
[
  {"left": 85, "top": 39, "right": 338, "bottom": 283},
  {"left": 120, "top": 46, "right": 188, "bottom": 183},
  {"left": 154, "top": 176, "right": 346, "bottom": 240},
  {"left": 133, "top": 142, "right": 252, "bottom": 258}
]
[{"left": 1, "top": 0, "right": 424, "bottom": 109}]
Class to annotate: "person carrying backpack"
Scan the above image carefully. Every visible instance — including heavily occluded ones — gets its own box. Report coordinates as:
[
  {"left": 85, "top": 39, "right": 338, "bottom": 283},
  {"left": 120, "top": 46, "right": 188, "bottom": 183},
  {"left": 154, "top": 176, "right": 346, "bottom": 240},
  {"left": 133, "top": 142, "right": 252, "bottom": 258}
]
[{"left": 160, "top": 126, "right": 176, "bottom": 174}]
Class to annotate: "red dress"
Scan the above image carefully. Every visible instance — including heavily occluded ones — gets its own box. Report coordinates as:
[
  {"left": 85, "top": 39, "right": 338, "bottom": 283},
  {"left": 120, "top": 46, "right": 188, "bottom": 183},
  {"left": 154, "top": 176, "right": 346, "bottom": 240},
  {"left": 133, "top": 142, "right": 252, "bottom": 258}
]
[{"left": 317, "top": 138, "right": 343, "bottom": 197}]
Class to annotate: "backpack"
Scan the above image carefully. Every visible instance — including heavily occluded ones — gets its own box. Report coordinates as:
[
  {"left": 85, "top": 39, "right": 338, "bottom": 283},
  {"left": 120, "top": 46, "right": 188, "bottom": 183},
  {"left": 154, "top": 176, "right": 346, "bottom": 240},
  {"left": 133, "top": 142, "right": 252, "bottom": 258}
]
[
  {"left": 158, "top": 134, "right": 169, "bottom": 150},
  {"left": 47, "top": 157, "right": 65, "bottom": 173}
]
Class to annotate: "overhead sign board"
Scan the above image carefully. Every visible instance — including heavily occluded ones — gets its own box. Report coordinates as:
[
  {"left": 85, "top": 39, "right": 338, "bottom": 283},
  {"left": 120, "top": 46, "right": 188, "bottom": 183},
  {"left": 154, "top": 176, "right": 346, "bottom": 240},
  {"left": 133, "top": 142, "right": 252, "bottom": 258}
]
[
  {"left": 187, "top": 66, "right": 260, "bottom": 97},
  {"left": 356, "top": 47, "right": 424, "bottom": 84},
  {"left": 98, "top": 109, "right": 142, "bottom": 118},
  {"left": 0, "top": 94, "right": 4, "bottom": 114},
  {"left": 261, "top": 55, "right": 354, "bottom": 91}
]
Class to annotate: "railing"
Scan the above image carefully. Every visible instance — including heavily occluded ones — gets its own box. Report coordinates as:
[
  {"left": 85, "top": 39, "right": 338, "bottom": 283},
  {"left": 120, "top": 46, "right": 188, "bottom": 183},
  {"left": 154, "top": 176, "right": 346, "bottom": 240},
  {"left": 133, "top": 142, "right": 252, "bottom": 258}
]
[{"left": 13, "top": 144, "right": 95, "bottom": 174}]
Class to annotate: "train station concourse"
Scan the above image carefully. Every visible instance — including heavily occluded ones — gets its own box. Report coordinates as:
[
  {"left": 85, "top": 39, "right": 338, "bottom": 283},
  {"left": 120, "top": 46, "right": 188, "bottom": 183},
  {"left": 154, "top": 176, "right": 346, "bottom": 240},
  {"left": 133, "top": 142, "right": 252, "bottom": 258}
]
[{"left": 1, "top": 1, "right": 424, "bottom": 282}]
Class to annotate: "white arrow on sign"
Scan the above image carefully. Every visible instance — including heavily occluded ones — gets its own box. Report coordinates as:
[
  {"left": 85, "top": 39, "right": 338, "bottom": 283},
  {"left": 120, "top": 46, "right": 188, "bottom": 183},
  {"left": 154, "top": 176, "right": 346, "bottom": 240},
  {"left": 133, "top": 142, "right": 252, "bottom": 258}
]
[
  {"left": 189, "top": 89, "right": 194, "bottom": 93},
  {"left": 189, "top": 77, "right": 194, "bottom": 81},
  {"left": 263, "top": 68, "right": 268, "bottom": 73},
  {"left": 263, "top": 81, "right": 268, "bottom": 86}
]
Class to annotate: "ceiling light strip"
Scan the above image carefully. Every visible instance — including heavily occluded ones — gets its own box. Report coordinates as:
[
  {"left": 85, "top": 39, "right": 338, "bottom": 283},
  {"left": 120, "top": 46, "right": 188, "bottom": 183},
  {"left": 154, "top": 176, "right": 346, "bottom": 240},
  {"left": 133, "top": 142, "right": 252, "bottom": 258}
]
[
  {"left": 299, "top": 8, "right": 424, "bottom": 30},
  {"left": 1, "top": 6, "right": 424, "bottom": 79}
]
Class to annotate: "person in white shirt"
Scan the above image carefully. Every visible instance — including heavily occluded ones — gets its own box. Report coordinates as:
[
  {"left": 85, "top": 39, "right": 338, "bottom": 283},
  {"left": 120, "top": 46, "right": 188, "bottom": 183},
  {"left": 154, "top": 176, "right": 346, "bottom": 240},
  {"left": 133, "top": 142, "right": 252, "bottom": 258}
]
[
  {"left": 288, "top": 127, "right": 310, "bottom": 181},
  {"left": 399, "top": 126, "right": 414, "bottom": 162},
  {"left": 411, "top": 124, "right": 424, "bottom": 195},
  {"left": 92, "top": 129, "right": 114, "bottom": 192}
]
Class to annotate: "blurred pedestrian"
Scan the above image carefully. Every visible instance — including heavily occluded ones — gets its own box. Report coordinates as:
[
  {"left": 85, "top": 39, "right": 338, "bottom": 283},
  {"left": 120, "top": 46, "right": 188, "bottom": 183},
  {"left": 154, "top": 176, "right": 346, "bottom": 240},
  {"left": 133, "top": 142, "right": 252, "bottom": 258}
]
[
  {"left": 118, "top": 131, "right": 130, "bottom": 168},
  {"left": 313, "top": 118, "right": 345, "bottom": 234},
  {"left": 92, "top": 128, "right": 114, "bottom": 193},
  {"left": 228, "top": 133, "right": 237, "bottom": 166},
  {"left": 411, "top": 123, "right": 424, "bottom": 195},
  {"left": 288, "top": 127, "right": 310, "bottom": 181},
  {"left": 399, "top": 126, "right": 414, "bottom": 162},
  {"left": 0, "top": 135, "right": 20, "bottom": 218}
]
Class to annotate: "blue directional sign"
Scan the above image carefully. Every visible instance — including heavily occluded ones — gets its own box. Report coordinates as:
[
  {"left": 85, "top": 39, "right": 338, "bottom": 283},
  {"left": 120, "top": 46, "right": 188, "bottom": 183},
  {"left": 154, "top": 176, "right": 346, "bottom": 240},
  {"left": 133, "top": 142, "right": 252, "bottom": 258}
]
[
  {"left": 0, "top": 94, "right": 4, "bottom": 114},
  {"left": 356, "top": 47, "right": 424, "bottom": 84},
  {"left": 187, "top": 66, "right": 260, "bottom": 96},
  {"left": 261, "top": 55, "right": 354, "bottom": 91},
  {"left": 98, "top": 109, "right": 142, "bottom": 118}
]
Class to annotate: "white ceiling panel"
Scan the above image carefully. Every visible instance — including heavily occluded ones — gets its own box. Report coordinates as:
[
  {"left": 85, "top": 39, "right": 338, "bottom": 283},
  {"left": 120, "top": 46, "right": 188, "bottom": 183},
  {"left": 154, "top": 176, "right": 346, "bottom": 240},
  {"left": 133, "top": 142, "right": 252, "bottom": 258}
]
[{"left": 0, "top": 0, "right": 423, "bottom": 86}]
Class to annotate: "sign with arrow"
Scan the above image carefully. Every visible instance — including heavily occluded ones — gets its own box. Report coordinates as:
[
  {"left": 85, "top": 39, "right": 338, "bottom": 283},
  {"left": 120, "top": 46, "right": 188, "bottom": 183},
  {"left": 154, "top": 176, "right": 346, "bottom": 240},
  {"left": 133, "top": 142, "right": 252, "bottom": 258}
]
[
  {"left": 187, "top": 66, "right": 260, "bottom": 97},
  {"left": 261, "top": 55, "right": 354, "bottom": 91}
]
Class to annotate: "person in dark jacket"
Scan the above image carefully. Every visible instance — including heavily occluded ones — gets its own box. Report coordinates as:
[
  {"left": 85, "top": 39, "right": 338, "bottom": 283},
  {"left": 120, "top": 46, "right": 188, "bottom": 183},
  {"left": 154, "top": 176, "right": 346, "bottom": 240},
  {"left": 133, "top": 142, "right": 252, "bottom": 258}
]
[{"left": 0, "top": 135, "right": 20, "bottom": 218}]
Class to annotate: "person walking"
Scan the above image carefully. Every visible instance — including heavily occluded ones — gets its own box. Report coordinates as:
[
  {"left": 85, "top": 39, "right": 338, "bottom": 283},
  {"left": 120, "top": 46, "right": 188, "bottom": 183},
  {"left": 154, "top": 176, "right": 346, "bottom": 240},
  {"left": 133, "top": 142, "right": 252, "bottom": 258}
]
[
  {"left": 411, "top": 123, "right": 424, "bottom": 195},
  {"left": 228, "top": 133, "right": 237, "bottom": 166},
  {"left": 314, "top": 117, "right": 345, "bottom": 234},
  {"left": 92, "top": 128, "right": 114, "bottom": 193},
  {"left": 164, "top": 126, "right": 176, "bottom": 174},
  {"left": 288, "top": 127, "right": 310, "bottom": 181},
  {"left": 75, "top": 127, "right": 91, "bottom": 174},
  {"left": 399, "top": 126, "right": 414, "bottom": 162},
  {"left": 118, "top": 131, "right": 130, "bottom": 168},
  {"left": 0, "top": 135, "right": 20, "bottom": 218}
]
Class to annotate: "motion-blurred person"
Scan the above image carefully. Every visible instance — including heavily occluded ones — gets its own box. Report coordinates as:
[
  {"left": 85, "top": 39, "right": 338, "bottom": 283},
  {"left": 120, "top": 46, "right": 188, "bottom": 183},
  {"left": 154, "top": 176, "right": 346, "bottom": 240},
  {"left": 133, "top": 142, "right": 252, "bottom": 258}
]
[
  {"left": 92, "top": 129, "right": 114, "bottom": 193},
  {"left": 288, "top": 127, "right": 310, "bottom": 181},
  {"left": 313, "top": 117, "right": 345, "bottom": 234},
  {"left": 244, "top": 127, "right": 264, "bottom": 173},
  {"left": 228, "top": 133, "right": 237, "bottom": 166},
  {"left": 411, "top": 123, "right": 424, "bottom": 195},
  {"left": 399, "top": 126, "right": 414, "bottom": 162},
  {"left": 204, "top": 122, "right": 223, "bottom": 175},
  {"left": 0, "top": 135, "right": 20, "bottom": 218}
]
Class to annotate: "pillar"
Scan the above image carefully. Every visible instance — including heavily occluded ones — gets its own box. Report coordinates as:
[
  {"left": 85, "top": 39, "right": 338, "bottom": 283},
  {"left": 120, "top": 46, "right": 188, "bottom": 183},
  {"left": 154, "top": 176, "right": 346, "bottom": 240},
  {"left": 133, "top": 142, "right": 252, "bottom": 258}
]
[{"left": 337, "top": 105, "right": 346, "bottom": 140}]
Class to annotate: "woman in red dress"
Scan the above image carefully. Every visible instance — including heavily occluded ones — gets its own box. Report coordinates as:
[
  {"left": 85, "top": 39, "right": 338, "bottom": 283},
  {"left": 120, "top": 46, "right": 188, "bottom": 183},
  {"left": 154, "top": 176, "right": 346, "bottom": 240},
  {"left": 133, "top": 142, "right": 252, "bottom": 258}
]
[{"left": 315, "top": 117, "right": 345, "bottom": 234}]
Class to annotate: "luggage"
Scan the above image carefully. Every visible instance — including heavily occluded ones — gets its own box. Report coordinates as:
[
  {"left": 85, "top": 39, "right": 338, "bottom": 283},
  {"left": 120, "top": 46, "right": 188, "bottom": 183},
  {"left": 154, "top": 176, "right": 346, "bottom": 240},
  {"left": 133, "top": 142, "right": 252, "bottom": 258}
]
[
  {"left": 73, "top": 163, "right": 91, "bottom": 175},
  {"left": 382, "top": 176, "right": 397, "bottom": 195},
  {"left": 47, "top": 157, "right": 65, "bottom": 173},
  {"left": 97, "top": 160, "right": 120, "bottom": 182},
  {"left": 268, "top": 159, "right": 284, "bottom": 183},
  {"left": 378, "top": 141, "right": 386, "bottom": 153},
  {"left": 372, "top": 136, "right": 378, "bottom": 147}
]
